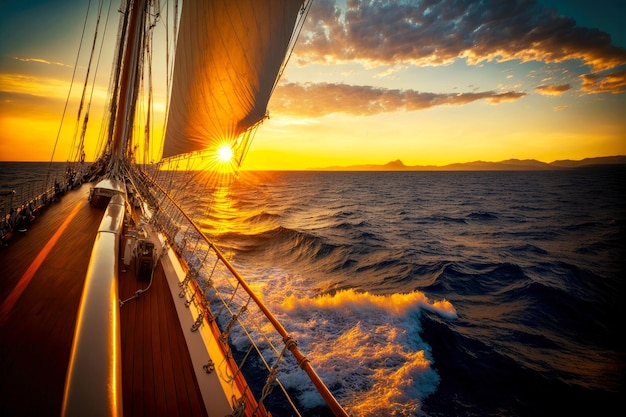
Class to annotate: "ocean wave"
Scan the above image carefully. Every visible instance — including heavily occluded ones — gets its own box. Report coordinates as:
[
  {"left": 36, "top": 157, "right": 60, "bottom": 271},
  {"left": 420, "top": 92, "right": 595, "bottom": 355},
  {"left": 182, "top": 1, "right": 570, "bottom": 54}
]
[
  {"left": 215, "top": 225, "right": 352, "bottom": 274},
  {"left": 334, "top": 219, "right": 371, "bottom": 230},
  {"left": 467, "top": 211, "right": 498, "bottom": 220},
  {"left": 563, "top": 221, "right": 605, "bottom": 231},
  {"left": 427, "top": 215, "right": 467, "bottom": 224},
  {"left": 424, "top": 261, "right": 527, "bottom": 297},
  {"left": 212, "top": 220, "right": 399, "bottom": 281},
  {"left": 507, "top": 244, "right": 548, "bottom": 255},
  {"left": 274, "top": 289, "right": 456, "bottom": 416},
  {"left": 244, "top": 211, "right": 282, "bottom": 225},
  {"left": 511, "top": 204, "right": 547, "bottom": 211}
]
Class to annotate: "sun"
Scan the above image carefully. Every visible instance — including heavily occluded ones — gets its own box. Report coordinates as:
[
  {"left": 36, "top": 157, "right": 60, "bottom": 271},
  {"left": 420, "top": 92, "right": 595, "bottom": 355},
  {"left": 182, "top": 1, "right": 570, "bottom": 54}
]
[{"left": 217, "top": 144, "right": 234, "bottom": 163}]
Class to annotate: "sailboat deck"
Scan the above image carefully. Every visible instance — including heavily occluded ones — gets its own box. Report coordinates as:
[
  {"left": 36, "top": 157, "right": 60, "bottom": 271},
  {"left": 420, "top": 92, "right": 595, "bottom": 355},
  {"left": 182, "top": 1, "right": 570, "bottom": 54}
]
[
  {"left": 0, "top": 184, "right": 207, "bottom": 417},
  {"left": 119, "top": 251, "right": 208, "bottom": 417}
]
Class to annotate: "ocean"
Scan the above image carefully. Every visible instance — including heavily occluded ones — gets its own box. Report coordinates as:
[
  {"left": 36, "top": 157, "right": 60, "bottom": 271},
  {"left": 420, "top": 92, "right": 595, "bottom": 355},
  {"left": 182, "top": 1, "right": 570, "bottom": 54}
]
[{"left": 1, "top": 162, "right": 624, "bottom": 416}]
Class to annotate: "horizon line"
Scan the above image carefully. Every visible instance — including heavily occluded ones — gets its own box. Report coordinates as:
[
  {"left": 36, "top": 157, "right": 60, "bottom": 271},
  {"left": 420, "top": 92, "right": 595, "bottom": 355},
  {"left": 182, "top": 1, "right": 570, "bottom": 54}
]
[{"left": 1, "top": 155, "right": 625, "bottom": 172}]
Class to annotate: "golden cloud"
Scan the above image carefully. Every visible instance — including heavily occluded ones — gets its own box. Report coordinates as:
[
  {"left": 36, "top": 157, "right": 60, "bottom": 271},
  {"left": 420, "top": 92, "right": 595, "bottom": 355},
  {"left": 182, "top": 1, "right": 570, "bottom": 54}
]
[
  {"left": 534, "top": 84, "right": 572, "bottom": 95},
  {"left": 271, "top": 82, "right": 526, "bottom": 117},
  {"left": 580, "top": 70, "right": 626, "bottom": 94}
]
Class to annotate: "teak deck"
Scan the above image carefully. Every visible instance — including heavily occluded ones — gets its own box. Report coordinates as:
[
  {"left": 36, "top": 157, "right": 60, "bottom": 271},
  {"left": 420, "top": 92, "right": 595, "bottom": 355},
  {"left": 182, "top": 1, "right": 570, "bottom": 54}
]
[{"left": 0, "top": 184, "right": 208, "bottom": 417}]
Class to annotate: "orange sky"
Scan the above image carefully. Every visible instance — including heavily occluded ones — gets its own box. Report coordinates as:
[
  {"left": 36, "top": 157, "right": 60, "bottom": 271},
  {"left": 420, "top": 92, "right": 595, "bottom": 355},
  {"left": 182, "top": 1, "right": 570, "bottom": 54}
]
[{"left": 1, "top": 0, "right": 625, "bottom": 170}]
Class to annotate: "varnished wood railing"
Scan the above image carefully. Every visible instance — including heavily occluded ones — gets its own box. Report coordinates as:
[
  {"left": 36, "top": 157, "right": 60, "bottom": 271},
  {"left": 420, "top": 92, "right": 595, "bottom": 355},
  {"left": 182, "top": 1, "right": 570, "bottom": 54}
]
[{"left": 62, "top": 193, "right": 125, "bottom": 417}]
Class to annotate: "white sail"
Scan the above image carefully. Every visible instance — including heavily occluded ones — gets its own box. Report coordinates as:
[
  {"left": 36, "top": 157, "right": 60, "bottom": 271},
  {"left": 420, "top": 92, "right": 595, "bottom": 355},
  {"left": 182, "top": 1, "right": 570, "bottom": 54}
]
[{"left": 162, "top": 0, "right": 305, "bottom": 159}]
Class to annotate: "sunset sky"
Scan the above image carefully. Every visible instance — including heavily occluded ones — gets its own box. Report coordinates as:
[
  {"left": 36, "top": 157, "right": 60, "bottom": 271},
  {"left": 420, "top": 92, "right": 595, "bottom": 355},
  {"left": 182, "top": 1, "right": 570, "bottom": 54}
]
[{"left": 1, "top": 0, "right": 625, "bottom": 170}]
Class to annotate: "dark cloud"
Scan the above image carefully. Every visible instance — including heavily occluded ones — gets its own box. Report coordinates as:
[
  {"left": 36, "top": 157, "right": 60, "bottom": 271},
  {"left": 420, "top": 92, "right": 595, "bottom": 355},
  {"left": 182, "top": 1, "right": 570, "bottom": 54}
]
[
  {"left": 534, "top": 83, "right": 571, "bottom": 95},
  {"left": 272, "top": 82, "right": 526, "bottom": 116},
  {"left": 297, "top": 0, "right": 626, "bottom": 72}
]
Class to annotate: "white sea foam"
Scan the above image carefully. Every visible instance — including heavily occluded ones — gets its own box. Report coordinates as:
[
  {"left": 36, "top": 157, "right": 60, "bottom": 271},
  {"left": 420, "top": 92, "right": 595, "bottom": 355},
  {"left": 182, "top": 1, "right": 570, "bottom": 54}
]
[{"left": 246, "top": 266, "right": 457, "bottom": 416}]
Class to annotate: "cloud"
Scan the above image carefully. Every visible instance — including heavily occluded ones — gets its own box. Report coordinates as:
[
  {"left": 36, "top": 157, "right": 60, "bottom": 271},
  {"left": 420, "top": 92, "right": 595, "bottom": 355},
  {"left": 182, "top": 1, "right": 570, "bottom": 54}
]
[
  {"left": 13, "top": 56, "right": 72, "bottom": 68},
  {"left": 271, "top": 82, "right": 526, "bottom": 116},
  {"left": 0, "top": 73, "right": 70, "bottom": 98},
  {"left": 0, "top": 73, "right": 111, "bottom": 109},
  {"left": 0, "top": 90, "right": 62, "bottom": 118},
  {"left": 534, "top": 83, "right": 571, "bottom": 95},
  {"left": 580, "top": 70, "right": 626, "bottom": 94},
  {"left": 297, "top": 0, "right": 626, "bottom": 72}
]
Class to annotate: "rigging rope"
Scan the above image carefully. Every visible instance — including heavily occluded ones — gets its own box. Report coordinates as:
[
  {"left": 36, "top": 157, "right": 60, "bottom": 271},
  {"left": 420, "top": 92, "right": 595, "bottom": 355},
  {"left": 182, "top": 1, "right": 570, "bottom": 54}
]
[
  {"left": 45, "top": 0, "right": 93, "bottom": 190},
  {"left": 269, "top": 0, "right": 313, "bottom": 100},
  {"left": 67, "top": 0, "right": 106, "bottom": 166},
  {"left": 78, "top": 0, "right": 115, "bottom": 166}
]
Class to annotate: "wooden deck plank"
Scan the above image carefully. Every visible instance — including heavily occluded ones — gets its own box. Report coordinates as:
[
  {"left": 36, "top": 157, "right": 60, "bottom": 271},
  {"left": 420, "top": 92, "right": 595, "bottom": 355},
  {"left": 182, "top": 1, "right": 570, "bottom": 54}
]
[
  {"left": 119, "top": 246, "right": 208, "bottom": 417},
  {"left": 132, "top": 281, "right": 147, "bottom": 417},
  {"left": 0, "top": 184, "right": 102, "bottom": 417},
  {"left": 141, "top": 290, "right": 157, "bottom": 417},
  {"left": 149, "top": 268, "right": 168, "bottom": 415},
  {"left": 167, "top": 283, "right": 197, "bottom": 417},
  {"left": 120, "top": 262, "right": 139, "bottom": 415},
  {"left": 174, "top": 297, "right": 208, "bottom": 417},
  {"left": 163, "top": 267, "right": 199, "bottom": 417},
  {"left": 0, "top": 186, "right": 91, "bottom": 301},
  {"left": 155, "top": 267, "right": 183, "bottom": 417}
]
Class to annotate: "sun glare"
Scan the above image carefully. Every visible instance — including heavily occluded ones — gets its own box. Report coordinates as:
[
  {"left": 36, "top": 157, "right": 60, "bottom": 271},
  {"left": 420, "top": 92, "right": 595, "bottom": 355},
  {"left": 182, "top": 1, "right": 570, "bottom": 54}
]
[{"left": 217, "top": 144, "right": 234, "bottom": 162}]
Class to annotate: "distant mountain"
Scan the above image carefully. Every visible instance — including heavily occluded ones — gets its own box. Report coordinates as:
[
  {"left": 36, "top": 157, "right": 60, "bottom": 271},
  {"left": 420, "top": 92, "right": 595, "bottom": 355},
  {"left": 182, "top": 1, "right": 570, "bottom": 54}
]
[
  {"left": 442, "top": 159, "right": 555, "bottom": 171},
  {"left": 316, "top": 156, "right": 626, "bottom": 171},
  {"left": 549, "top": 155, "right": 626, "bottom": 168}
]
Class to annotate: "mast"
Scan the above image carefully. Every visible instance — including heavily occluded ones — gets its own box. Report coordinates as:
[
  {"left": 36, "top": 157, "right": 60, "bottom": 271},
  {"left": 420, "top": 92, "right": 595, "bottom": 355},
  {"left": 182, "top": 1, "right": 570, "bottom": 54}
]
[{"left": 110, "top": 0, "right": 147, "bottom": 167}]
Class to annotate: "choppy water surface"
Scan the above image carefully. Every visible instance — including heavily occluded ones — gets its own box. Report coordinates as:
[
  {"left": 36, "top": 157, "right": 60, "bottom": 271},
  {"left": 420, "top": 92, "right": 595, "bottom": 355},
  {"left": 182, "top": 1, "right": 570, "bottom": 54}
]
[{"left": 190, "top": 168, "right": 625, "bottom": 417}]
